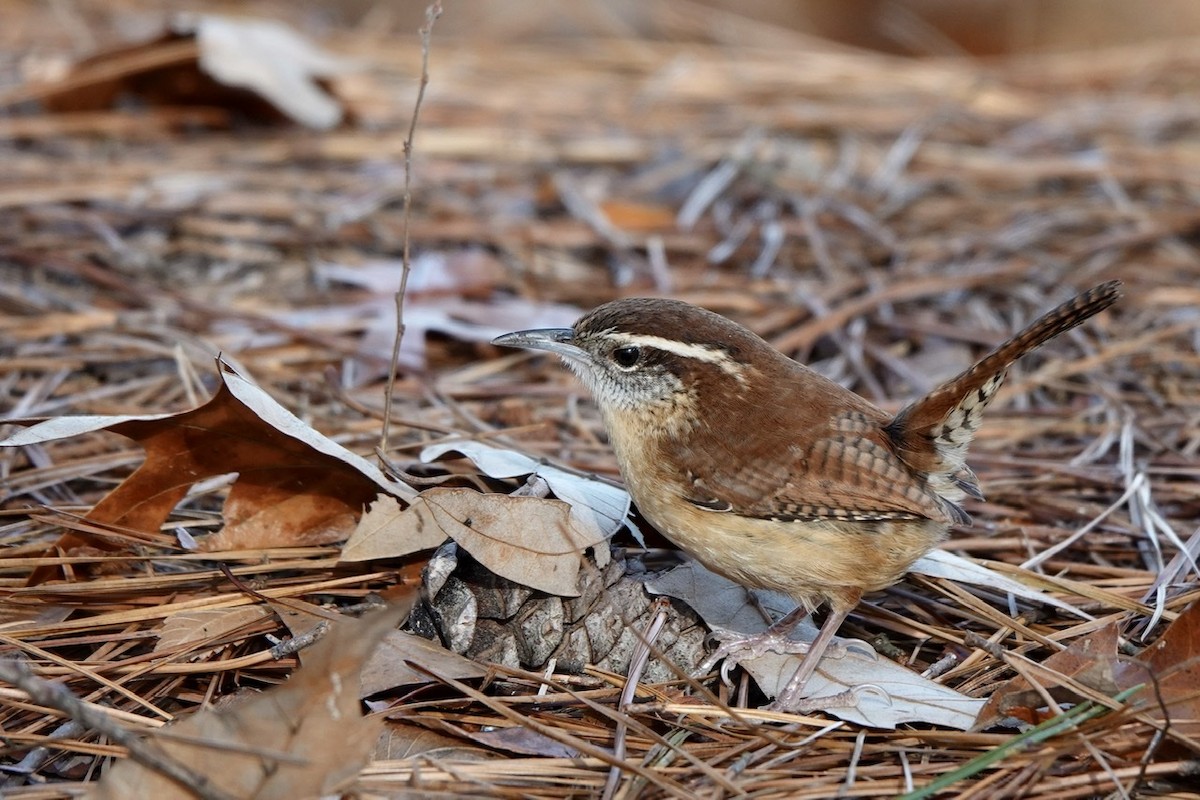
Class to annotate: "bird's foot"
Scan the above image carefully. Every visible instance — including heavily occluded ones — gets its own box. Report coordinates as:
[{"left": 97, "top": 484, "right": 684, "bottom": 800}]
[{"left": 694, "top": 626, "right": 843, "bottom": 687}]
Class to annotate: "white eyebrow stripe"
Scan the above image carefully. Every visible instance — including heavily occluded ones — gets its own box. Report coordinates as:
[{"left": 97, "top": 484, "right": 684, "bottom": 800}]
[{"left": 606, "top": 333, "right": 744, "bottom": 378}]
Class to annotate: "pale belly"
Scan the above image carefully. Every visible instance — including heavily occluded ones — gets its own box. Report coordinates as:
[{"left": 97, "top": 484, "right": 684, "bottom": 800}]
[
  {"left": 603, "top": 408, "right": 947, "bottom": 608},
  {"left": 629, "top": 470, "right": 947, "bottom": 608}
]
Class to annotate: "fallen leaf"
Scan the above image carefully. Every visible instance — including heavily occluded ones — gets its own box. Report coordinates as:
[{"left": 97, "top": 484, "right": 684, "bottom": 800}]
[
  {"left": 597, "top": 199, "right": 677, "bottom": 232},
  {"left": 360, "top": 629, "right": 490, "bottom": 695},
  {"left": 420, "top": 440, "right": 634, "bottom": 546},
  {"left": 182, "top": 14, "right": 353, "bottom": 129},
  {"left": 978, "top": 603, "right": 1200, "bottom": 753},
  {"left": 154, "top": 606, "right": 274, "bottom": 660},
  {"left": 976, "top": 623, "right": 1123, "bottom": 727},
  {"left": 1119, "top": 601, "right": 1200, "bottom": 752},
  {"left": 466, "top": 725, "right": 580, "bottom": 758},
  {"left": 274, "top": 599, "right": 487, "bottom": 694},
  {"left": 92, "top": 600, "right": 412, "bottom": 800},
  {"left": 317, "top": 251, "right": 506, "bottom": 298},
  {"left": 340, "top": 494, "right": 448, "bottom": 562},
  {"left": 647, "top": 561, "right": 985, "bottom": 730},
  {"left": 373, "top": 722, "right": 492, "bottom": 761},
  {"left": 6, "top": 15, "right": 352, "bottom": 129},
  {"left": 1, "top": 360, "right": 414, "bottom": 576},
  {"left": 342, "top": 488, "right": 606, "bottom": 597}
]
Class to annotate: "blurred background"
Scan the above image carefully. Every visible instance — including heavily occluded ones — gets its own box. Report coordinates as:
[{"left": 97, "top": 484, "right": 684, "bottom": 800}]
[{"left": 6, "top": 0, "right": 1200, "bottom": 54}]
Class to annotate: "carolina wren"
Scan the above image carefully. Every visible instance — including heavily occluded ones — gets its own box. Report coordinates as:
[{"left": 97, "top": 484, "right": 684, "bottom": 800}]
[{"left": 494, "top": 281, "right": 1120, "bottom": 709}]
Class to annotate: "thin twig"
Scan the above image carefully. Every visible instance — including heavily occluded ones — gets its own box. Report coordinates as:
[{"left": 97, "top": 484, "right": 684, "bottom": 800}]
[{"left": 380, "top": 0, "right": 444, "bottom": 454}]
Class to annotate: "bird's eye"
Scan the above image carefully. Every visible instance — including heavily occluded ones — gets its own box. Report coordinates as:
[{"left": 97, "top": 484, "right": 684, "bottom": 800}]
[{"left": 612, "top": 346, "right": 641, "bottom": 369}]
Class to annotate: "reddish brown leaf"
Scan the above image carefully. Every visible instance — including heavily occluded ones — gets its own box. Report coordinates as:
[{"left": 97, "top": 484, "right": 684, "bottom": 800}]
[
  {"left": 2, "top": 362, "right": 411, "bottom": 582},
  {"left": 597, "top": 199, "right": 677, "bottom": 232},
  {"left": 977, "top": 623, "right": 1123, "bottom": 727},
  {"left": 979, "top": 605, "right": 1200, "bottom": 752},
  {"left": 1120, "top": 601, "right": 1200, "bottom": 752},
  {"left": 7, "top": 15, "right": 350, "bottom": 130}
]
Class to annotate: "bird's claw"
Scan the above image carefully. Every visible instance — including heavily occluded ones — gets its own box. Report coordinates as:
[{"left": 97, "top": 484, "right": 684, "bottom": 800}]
[{"left": 695, "top": 626, "right": 833, "bottom": 685}]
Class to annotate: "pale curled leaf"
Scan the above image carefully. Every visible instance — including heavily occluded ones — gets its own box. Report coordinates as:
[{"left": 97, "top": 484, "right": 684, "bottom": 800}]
[
  {"left": 420, "top": 439, "right": 635, "bottom": 547},
  {"left": 342, "top": 488, "right": 606, "bottom": 597},
  {"left": 739, "top": 646, "right": 984, "bottom": 731},
  {"left": 176, "top": 14, "right": 354, "bottom": 129},
  {"left": 647, "top": 562, "right": 984, "bottom": 730}
]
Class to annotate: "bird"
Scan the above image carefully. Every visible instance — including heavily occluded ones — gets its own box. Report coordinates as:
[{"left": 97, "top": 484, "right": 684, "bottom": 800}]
[{"left": 492, "top": 281, "right": 1120, "bottom": 709}]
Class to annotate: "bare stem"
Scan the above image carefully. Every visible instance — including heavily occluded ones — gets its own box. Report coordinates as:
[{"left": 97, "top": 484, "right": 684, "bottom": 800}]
[{"left": 380, "top": 1, "right": 444, "bottom": 454}]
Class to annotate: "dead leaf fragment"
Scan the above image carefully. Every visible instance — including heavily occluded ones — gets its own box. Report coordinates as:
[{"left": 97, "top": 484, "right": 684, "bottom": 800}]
[
  {"left": 275, "top": 599, "right": 486, "bottom": 695},
  {"left": 977, "top": 623, "right": 1123, "bottom": 727},
  {"left": 373, "top": 722, "right": 492, "bottom": 762},
  {"left": 4, "top": 14, "right": 352, "bottom": 129},
  {"left": 420, "top": 440, "right": 633, "bottom": 545},
  {"left": 978, "top": 604, "right": 1200, "bottom": 752},
  {"left": 183, "top": 14, "right": 352, "bottom": 129},
  {"left": 93, "top": 600, "right": 412, "bottom": 800},
  {"left": 342, "top": 488, "right": 606, "bottom": 597},
  {"left": 1120, "top": 601, "right": 1200, "bottom": 752},
  {"left": 341, "top": 494, "right": 449, "bottom": 562},
  {"left": 912, "top": 549, "right": 1088, "bottom": 619},
  {"left": 154, "top": 606, "right": 274, "bottom": 661}
]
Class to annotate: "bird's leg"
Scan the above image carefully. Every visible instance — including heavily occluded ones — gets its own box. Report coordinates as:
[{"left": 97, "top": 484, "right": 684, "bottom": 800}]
[
  {"left": 695, "top": 591, "right": 863, "bottom": 709},
  {"left": 767, "top": 601, "right": 854, "bottom": 711}
]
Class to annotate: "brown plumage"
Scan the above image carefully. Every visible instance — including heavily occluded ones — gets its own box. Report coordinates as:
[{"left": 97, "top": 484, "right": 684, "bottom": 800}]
[{"left": 494, "top": 281, "right": 1120, "bottom": 708}]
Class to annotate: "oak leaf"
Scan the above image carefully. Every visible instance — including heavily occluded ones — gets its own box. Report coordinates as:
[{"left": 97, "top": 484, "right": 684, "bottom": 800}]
[{"left": 1, "top": 361, "right": 413, "bottom": 579}]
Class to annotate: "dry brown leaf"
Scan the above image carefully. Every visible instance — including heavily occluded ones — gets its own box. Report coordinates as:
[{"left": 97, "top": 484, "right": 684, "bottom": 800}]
[
  {"left": 274, "top": 600, "right": 487, "bottom": 695},
  {"left": 373, "top": 722, "right": 493, "bottom": 762},
  {"left": 341, "top": 494, "right": 448, "bottom": 561},
  {"left": 976, "top": 622, "right": 1123, "bottom": 727},
  {"left": 153, "top": 606, "right": 274, "bottom": 661},
  {"left": 6, "top": 15, "right": 350, "bottom": 129},
  {"left": 463, "top": 725, "right": 581, "bottom": 758},
  {"left": 419, "top": 440, "right": 630, "bottom": 546},
  {"left": 1120, "top": 601, "right": 1200, "bottom": 752},
  {"left": 342, "top": 488, "right": 607, "bottom": 597},
  {"left": 980, "top": 605, "right": 1200, "bottom": 752},
  {"left": 92, "top": 598, "right": 413, "bottom": 800},
  {"left": 598, "top": 199, "right": 677, "bottom": 232},
  {"left": 2, "top": 361, "right": 413, "bottom": 579}
]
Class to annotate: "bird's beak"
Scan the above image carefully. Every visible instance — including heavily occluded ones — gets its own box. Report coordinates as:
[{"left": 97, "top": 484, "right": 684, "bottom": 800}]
[{"left": 492, "top": 328, "right": 588, "bottom": 362}]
